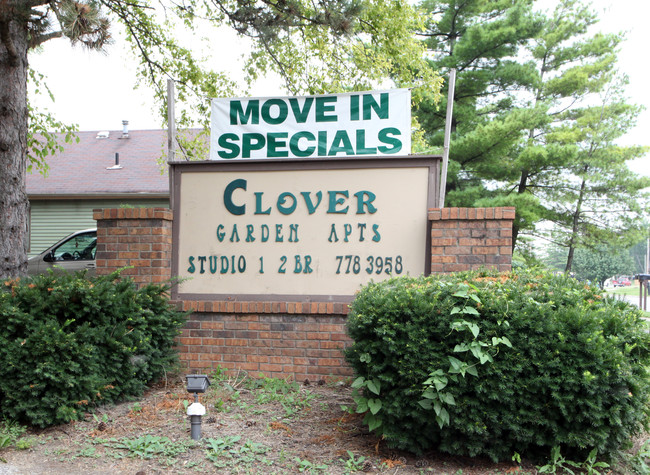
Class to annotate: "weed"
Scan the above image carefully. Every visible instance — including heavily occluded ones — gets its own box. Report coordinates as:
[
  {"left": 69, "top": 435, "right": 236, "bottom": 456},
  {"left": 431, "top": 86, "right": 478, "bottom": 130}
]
[
  {"left": 106, "top": 434, "right": 192, "bottom": 459},
  {"left": 617, "top": 439, "right": 650, "bottom": 474},
  {"left": 209, "top": 365, "right": 230, "bottom": 383},
  {"left": 538, "top": 446, "right": 609, "bottom": 474},
  {"left": 14, "top": 437, "right": 35, "bottom": 450},
  {"left": 0, "top": 419, "right": 27, "bottom": 450},
  {"left": 340, "top": 450, "right": 367, "bottom": 473},
  {"left": 204, "top": 436, "right": 273, "bottom": 470},
  {"left": 75, "top": 445, "right": 101, "bottom": 458},
  {"left": 205, "top": 435, "right": 242, "bottom": 457},
  {"left": 247, "top": 376, "right": 316, "bottom": 419},
  {"left": 92, "top": 413, "right": 109, "bottom": 424},
  {"left": 296, "top": 456, "right": 329, "bottom": 472}
]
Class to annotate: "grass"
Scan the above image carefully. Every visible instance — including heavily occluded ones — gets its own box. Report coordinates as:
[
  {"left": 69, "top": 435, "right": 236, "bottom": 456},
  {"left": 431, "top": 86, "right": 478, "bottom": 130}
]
[
  {"left": 605, "top": 284, "right": 650, "bottom": 317},
  {"left": 605, "top": 285, "right": 646, "bottom": 297}
]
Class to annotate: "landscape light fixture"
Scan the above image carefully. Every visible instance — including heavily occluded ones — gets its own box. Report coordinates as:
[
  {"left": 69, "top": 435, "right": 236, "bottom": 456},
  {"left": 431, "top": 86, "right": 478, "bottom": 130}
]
[{"left": 185, "top": 374, "right": 211, "bottom": 440}]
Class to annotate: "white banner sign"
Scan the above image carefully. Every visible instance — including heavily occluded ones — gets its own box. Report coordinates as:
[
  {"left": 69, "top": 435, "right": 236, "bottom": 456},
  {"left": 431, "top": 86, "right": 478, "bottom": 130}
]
[{"left": 210, "top": 89, "right": 411, "bottom": 160}]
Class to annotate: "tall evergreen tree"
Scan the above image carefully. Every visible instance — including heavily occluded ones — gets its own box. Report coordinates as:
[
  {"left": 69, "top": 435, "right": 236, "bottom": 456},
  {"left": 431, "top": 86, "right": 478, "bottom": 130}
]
[
  {"left": 499, "top": 0, "right": 627, "bottom": 246},
  {"left": 415, "top": 0, "right": 543, "bottom": 198},
  {"left": 417, "top": 0, "right": 647, "bottom": 255},
  {"left": 541, "top": 78, "right": 649, "bottom": 272}
]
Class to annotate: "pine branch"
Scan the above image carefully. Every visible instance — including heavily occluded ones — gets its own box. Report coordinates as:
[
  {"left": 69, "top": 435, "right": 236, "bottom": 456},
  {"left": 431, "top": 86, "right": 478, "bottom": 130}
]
[{"left": 29, "top": 30, "right": 63, "bottom": 47}]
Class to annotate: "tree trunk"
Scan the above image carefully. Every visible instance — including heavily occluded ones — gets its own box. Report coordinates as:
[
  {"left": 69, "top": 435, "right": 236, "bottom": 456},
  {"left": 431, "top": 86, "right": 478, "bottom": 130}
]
[
  {"left": 565, "top": 172, "right": 588, "bottom": 274},
  {"left": 511, "top": 169, "right": 529, "bottom": 251},
  {"left": 0, "top": 13, "right": 29, "bottom": 278}
]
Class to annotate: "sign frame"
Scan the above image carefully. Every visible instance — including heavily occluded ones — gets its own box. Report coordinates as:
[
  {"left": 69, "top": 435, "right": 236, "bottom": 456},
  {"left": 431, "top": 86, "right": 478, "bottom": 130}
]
[{"left": 170, "top": 155, "right": 441, "bottom": 303}]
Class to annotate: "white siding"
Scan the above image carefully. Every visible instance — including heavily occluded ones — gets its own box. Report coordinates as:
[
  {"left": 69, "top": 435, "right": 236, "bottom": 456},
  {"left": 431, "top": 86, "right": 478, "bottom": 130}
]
[{"left": 29, "top": 199, "right": 169, "bottom": 257}]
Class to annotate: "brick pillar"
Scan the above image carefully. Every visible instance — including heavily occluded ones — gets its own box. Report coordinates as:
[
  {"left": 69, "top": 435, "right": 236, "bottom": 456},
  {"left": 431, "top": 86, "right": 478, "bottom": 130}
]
[
  {"left": 428, "top": 207, "right": 514, "bottom": 273},
  {"left": 93, "top": 208, "right": 173, "bottom": 286}
]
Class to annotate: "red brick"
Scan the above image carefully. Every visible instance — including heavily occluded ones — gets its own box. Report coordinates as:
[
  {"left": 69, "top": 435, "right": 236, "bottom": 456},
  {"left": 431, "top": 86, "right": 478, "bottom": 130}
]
[
  {"left": 260, "top": 364, "right": 283, "bottom": 372},
  {"left": 458, "top": 255, "right": 485, "bottom": 265},
  {"left": 445, "top": 246, "right": 472, "bottom": 255},
  {"left": 430, "top": 263, "right": 444, "bottom": 273},
  {"left": 473, "top": 247, "right": 498, "bottom": 255},
  {"left": 319, "top": 324, "right": 343, "bottom": 332},
  {"left": 202, "top": 338, "right": 225, "bottom": 346},
  {"left": 320, "top": 341, "right": 345, "bottom": 349},
  {"left": 431, "top": 255, "right": 456, "bottom": 264},
  {"left": 431, "top": 237, "right": 455, "bottom": 246},
  {"left": 238, "top": 362, "right": 261, "bottom": 372},
  {"left": 458, "top": 238, "right": 486, "bottom": 246},
  {"left": 249, "top": 355, "right": 269, "bottom": 363},
  {"left": 296, "top": 340, "right": 319, "bottom": 349},
  {"left": 502, "top": 207, "right": 516, "bottom": 219},
  {"left": 178, "top": 336, "right": 202, "bottom": 346},
  {"left": 225, "top": 339, "right": 249, "bottom": 347},
  {"left": 318, "top": 358, "right": 345, "bottom": 366},
  {"left": 444, "top": 263, "right": 470, "bottom": 272}
]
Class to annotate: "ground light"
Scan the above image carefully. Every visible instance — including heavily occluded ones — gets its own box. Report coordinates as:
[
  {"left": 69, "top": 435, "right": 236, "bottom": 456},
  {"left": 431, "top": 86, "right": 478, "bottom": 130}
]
[{"left": 185, "top": 374, "right": 211, "bottom": 440}]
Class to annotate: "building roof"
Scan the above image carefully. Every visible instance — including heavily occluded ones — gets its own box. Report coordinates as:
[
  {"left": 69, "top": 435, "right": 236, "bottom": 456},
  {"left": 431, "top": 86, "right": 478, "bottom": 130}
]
[{"left": 27, "top": 129, "right": 171, "bottom": 197}]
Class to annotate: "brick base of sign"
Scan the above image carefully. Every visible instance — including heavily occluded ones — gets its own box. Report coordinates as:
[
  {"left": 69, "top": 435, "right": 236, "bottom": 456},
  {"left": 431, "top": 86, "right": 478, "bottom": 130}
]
[
  {"left": 428, "top": 207, "right": 514, "bottom": 273},
  {"left": 94, "top": 206, "right": 514, "bottom": 380},
  {"left": 178, "top": 312, "right": 353, "bottom": 380}
]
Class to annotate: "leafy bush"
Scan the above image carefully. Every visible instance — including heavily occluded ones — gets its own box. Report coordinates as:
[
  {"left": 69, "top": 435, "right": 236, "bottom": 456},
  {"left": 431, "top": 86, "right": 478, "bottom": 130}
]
[
  {"left": 0, "top": 271, "right": 187, "bottom": 427},
  {"left": 345, "top": 269, "right": 650, "bottom": 461}
]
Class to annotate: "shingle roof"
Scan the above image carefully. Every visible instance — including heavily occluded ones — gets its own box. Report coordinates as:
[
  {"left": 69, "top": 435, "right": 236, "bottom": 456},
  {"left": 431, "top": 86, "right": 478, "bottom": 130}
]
[{"left": 27, "top": 129, "right": 171, "bottom": 196}]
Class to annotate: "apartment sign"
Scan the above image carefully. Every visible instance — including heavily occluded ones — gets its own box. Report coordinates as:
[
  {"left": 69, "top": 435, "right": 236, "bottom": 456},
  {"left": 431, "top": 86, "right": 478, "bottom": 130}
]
[
  {"left": 209, "top": 89, "right": 411, "bottom": 160},
  {"left": 170, "top": 157, "right": 439, "bottom": 302}
]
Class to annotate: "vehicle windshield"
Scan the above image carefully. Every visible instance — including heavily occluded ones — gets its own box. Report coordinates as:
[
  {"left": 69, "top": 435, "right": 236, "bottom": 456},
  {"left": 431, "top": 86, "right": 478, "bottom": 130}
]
[{"left": 52, "top": 233, "right": 97, "bottom": 261}]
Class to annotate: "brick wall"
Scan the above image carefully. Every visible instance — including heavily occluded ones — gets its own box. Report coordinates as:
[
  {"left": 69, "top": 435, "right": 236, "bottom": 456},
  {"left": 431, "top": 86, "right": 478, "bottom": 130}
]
[
  {"left": 94, "top": 206, "right": 514, "bottom": 380},
  {"left": 178, "top": 313, "right": 352, "bottom": 380},
  {"left": 429, "top": 207, "right": 514, "bottom": 273},
  {"left": 93, "top": 208, "right": 173, "bottom": 286}
]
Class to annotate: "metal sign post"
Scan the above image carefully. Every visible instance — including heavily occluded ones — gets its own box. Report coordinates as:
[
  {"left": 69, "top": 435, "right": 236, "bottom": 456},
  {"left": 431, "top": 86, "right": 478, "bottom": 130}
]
[{"left": 439, "top": 69, "right": 456, "bottom": 208}]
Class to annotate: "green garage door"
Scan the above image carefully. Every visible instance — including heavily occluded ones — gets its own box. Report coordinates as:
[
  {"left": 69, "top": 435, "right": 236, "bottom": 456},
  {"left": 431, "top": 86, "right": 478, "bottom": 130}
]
[{"left": 29, "top": 198, "right": 170, "bottom": 257}]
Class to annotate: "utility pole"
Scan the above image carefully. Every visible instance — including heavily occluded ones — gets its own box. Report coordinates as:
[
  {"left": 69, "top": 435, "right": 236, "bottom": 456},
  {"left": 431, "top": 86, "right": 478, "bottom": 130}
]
[
  {"left": 167, "top": 79, "right": 176, "bottom": 210},
  {"left": 645, "top": 235, "right": 650, "bottom": 274}
]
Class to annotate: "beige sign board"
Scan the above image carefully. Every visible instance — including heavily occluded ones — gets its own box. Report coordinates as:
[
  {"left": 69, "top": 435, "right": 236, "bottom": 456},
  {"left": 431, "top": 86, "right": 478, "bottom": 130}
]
[{"left": 171, "top": 157, "right": 440, "bottom": 301}]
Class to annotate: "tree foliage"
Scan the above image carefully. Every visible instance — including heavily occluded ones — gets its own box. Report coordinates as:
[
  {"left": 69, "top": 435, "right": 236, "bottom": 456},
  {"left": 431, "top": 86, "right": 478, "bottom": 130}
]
[
  {"left": 545, "top": 244, "right": 635, "bottom": 287},
  {"left": 416, "top": 0, "right": 649, "bottom": 257},
  {"left": 29, "top": 0, "right": 442, "bottom": 127}
]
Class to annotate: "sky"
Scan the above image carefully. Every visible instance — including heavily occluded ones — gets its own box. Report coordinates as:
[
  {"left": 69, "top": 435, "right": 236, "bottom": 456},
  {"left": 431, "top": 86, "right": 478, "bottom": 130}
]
[{"left": 27, "top": 0, "right": 650, "bottom": 177}]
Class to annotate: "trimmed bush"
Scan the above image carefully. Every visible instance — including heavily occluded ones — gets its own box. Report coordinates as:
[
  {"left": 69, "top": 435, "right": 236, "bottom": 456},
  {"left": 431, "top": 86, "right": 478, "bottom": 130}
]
[
  {"left": 0, "top": 271, "right": 187, "bottom": 427},
  {"left": 345, "top": 269, "right": 650, "bottom": 461}
]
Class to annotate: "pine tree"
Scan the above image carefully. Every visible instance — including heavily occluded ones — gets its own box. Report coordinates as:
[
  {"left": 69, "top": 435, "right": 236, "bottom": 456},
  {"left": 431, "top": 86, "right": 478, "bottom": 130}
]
[
  {"left": 541, "top": 77, "right": 649, "bottom": 272},
  {"left": 415, "top": 0, "right": 543, "bottom": 197},
  {"left": 417, "top": 0, "right": 648, "bottom": 255}
]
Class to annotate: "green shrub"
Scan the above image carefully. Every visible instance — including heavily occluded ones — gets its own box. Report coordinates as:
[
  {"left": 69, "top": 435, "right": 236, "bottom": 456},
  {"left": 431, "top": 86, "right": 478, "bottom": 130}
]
[
  {"left": 0, "top": 271, "right": 187, "bottom": 427},
  {"left": 345, "top": 269, "right": 650, "bottom": 462}
]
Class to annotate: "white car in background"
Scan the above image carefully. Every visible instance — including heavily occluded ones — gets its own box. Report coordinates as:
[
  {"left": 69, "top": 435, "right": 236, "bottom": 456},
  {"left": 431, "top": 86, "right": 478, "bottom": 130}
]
[{"left": 27, "top": 229, "right": 97, "bottom": 276}]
